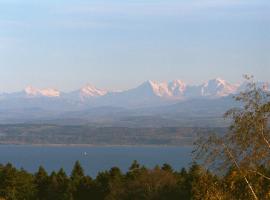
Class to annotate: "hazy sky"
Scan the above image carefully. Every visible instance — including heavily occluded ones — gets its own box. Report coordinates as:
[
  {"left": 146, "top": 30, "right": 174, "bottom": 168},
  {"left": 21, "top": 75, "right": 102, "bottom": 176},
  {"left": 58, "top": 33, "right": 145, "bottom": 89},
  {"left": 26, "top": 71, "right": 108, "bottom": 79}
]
[{"left": 0, "top": 0, "right": 269, "bottom": 92}]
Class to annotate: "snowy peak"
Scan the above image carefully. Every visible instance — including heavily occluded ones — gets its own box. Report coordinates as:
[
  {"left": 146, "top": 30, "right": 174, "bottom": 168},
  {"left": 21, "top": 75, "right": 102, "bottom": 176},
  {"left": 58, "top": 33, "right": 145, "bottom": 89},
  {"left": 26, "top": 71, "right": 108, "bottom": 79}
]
[
  {"left": 200, "top": 78, "right": 238, "bottom": 97},
  {"left": 149, "top": 80, "right": 171, "bottom": 97},
  {"left": 135, "top": 78, "right": 242, "bottom": 99},
  {"left": 40, "top": 88, "right": 60, "bottom": 97},
  {"left": 136, "top": 78, "right": 238, "bottom": 99},
  {"left": 169, "top": 80, "right": 186, "bottom": 89},
  {"left": 24, "top": 86, "right": 39, "bottom": 96},
  {"left": 80, "top": 84, "right": 107, "bottom": 98},
  {"left": 15, "top": 78, "right": 267, "bottom": 104},
  {"left": 24, "top": 86, "right": 60, "bottom": 97},
  {"left": 138, "top": 80, "right": 187, "bottom": 99},
  {"left": 169, "top": 80, "right": 186, "bottom": 97},
  {"left": 140, "top": 80, "right": 173, "bottom": 98}
]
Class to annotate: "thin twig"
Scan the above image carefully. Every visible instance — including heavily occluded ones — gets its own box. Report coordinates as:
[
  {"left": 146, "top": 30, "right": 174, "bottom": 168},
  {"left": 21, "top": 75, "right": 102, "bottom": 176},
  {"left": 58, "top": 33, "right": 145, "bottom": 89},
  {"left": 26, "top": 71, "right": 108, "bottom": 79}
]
[{"left": 222, "top": 143, "right": 258, "bottom": 200}]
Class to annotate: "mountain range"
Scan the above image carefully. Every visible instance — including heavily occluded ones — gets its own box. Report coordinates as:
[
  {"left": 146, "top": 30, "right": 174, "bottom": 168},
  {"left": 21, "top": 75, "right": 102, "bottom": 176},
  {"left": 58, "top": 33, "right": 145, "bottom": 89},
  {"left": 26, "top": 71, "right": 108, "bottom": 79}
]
[
  {"left": 0, "top": 78, "right": 268, "bottom": 126},
  {"left": 2, "top": 78, "right": 265, "bottom": 103}
]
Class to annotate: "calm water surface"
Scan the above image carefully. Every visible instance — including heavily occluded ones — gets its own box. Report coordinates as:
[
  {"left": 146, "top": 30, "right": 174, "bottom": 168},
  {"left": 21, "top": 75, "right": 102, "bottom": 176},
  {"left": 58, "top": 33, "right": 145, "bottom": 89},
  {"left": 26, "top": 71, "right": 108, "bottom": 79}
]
[{"left": 0, "top": 145, "right": 193, "bottom": 177}]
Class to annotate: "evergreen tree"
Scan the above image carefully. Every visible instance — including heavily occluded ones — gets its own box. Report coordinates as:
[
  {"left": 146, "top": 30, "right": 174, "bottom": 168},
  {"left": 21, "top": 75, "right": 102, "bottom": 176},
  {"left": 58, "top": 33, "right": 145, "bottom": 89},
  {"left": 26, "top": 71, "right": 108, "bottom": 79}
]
[
  {"left": 70, "top": 161, "right": 85, "bottom": 199},
  {"left": 47, "top": 170, "right": 72, "bottom": 200},
  {"left": 34, "top": 166, "right": 49, "bottom": 200},
  {"left": 0, "top": 163, "right": 36, "bottom": 200},
  {"left": 162, "top": 163, "right": 174, "bottom": 173},
  {"left": 129, "top": 160, "right": 140, "bottom": 171},
  {"left": 71, "top": 161, "right": 84, "bottom": 181},
  {"left": 73, "top": 176, "right": 95, "bottom": 200}
]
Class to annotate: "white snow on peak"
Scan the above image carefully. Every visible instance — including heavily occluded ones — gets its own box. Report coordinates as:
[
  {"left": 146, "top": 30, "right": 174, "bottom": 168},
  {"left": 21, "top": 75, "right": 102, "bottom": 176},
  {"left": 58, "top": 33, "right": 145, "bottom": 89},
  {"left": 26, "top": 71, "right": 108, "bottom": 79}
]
[
  {"left": 201, "top": 78, "right": 238, "bottom": 97},
  {"left": 140, "top": 80, "right": 186, "bottom": 98},
  {"left": 142, "top": 80, "right": 171, "bottom": 97},
  {"left": 80, "top": 84, "right": 107, "bottom": 97},
  {"left": 24, "top": 86, "right": 60, "bottom": 97},
  {"left": 40, "top": 88, "right": 60, "bottom": 97},
  {"left": 21, "top": 78, "right": 248, "bottom": 102},
  {"left": 169, "top": 80, "right": 186, "bottom": 97},
  {"left": 24, "top": 86, "right": 39, "bottom": 96},
  {"left": 139, "top": 78, "right": 238, "bottom": 99}
]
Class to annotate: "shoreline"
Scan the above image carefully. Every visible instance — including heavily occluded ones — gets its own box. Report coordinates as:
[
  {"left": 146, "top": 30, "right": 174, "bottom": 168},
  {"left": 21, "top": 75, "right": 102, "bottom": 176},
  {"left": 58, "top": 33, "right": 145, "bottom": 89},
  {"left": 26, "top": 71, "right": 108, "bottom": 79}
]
[{"left": 0, "top": 143, "right": 193, "bottom": 148}]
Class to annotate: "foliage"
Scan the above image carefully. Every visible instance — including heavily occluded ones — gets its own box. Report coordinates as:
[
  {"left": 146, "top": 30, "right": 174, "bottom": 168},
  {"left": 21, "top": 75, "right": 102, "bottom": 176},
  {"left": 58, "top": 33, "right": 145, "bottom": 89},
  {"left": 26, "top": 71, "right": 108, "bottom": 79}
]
[
  {"left": 194, "top": 76, "right": 270, "bottom": 199},
  {"left": 0, "top": 160, "right": 268, "bottom": 199}
]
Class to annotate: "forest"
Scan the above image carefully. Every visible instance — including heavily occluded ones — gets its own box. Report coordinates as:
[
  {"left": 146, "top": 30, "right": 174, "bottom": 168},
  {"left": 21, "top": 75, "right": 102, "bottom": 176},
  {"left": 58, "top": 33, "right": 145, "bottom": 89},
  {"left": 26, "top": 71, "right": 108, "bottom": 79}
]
[{"left": 0, "top": 160, "right": 269, "bottom": 200}]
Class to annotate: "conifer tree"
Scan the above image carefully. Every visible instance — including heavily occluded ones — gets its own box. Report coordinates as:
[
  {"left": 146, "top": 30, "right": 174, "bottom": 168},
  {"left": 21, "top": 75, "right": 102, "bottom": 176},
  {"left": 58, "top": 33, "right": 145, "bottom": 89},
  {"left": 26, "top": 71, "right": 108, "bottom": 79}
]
[{"left": 34, "top": 166, "right": 49, "bottom": 200}]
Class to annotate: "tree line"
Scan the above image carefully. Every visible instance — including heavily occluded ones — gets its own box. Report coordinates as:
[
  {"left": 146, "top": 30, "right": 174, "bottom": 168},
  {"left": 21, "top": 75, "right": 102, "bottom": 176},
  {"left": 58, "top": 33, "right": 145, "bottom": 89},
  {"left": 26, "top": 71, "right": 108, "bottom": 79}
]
[{"left": 0, "top": 160, "right": 269, "bottom": 200}]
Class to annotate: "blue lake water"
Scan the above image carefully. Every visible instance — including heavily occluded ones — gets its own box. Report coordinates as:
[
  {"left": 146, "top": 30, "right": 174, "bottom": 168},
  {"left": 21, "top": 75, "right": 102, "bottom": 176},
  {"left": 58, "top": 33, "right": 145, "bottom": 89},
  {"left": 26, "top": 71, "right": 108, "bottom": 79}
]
[{"left": 0, "top": 145, "right": 193, "bottom": 177}]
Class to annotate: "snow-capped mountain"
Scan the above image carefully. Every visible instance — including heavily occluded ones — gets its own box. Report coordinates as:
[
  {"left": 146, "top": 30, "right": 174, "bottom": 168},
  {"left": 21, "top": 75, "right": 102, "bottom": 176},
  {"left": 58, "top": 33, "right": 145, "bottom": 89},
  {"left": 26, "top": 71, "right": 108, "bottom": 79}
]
[
  {"left": 24, "top": 86, "right": 60, "bottom": 97},
  {"left": 85, "top": 78, "right": 239, "bottom": 107},
  {"left": 18, "top": 79, "right": 238, "bottom": 102},
  {"left": 0, "top": 78, "right": 268, "bottom": 124},
  {"left": 145, "top": 80, "right": 187, "bottom": 98},
  {"left": 199, "top": 78, "right": 238, "bottom": 97},
  {"left": 121, "top": 78, "right": 238, "bottom": 101},
  {"left": 127, "top": 80, "right": 187, "bottom": 100},
  {"left": 80, "top": 84, "right": 107, "bottom": 97},
  {"left": 68, "top": 84, "right": 108, "bottom": 101},
  {"left": 184, "top": 78, "right": 238, "bottom": 99},
  {"left": 136, "top": 80, "right": 172, "bottom": 98},
  {"left": 0, "top": 78, "right": 268, "bottom": 109},
  {"left": 168, "top": 80, "right": 186, "bottom": 98}
]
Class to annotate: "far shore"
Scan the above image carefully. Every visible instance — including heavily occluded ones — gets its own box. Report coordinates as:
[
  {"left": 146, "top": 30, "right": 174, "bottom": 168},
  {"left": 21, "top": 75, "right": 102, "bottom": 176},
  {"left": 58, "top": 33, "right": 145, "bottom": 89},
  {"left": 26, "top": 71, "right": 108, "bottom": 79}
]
[{"left": 0, "top": 143, "right": 193, "bottom": 148}]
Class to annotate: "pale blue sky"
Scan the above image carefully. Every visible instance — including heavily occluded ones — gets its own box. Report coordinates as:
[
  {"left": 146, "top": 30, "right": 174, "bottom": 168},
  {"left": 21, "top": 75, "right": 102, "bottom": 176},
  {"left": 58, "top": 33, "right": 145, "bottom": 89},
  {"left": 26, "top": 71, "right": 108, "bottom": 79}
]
[{"left": 0, "top": 0, "right": 269, "bottom": 92}]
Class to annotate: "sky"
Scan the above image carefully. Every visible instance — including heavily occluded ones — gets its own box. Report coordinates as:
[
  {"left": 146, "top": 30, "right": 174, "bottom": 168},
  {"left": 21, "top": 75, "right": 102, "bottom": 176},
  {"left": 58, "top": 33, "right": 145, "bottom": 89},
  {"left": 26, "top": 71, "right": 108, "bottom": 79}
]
[{"left": 0, "top": 0, "right": 269, "bottom": 92}]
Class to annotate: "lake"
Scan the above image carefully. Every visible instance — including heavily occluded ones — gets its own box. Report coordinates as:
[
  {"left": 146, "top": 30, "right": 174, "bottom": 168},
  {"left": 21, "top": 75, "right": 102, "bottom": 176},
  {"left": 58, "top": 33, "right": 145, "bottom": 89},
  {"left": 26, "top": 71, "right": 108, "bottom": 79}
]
[{"left": 0, "top": 145, "right": 193, "bottom": 177}]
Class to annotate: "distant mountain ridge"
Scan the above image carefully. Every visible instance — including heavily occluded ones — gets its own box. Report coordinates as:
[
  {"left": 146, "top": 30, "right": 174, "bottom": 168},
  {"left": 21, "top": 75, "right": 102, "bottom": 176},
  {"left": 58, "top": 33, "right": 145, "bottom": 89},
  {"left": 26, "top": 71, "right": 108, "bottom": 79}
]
[
  {"left": 0, "top": 78, "right": 268, "bottom": 110},
  {"left": 0, "top": 78, "right": 268, "bottom": 126},
  {"left": 2, "top": 78, "right": 268, "bottom": 99}
]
